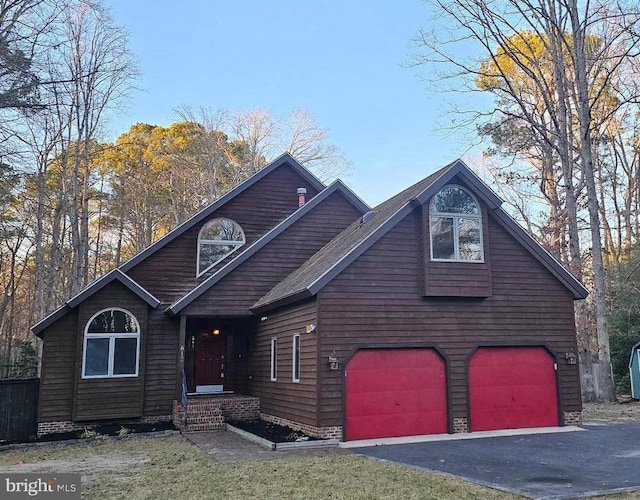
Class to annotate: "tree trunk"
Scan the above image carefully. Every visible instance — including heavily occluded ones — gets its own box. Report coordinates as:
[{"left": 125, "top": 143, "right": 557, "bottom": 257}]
[{"left": 568, "top": 0, "right": 615, "bottom": 400}]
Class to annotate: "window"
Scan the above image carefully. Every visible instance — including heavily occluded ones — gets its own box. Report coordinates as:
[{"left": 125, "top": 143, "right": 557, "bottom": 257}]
[
  {"left": 270, "top": 338, "right": 277, "bottom": 381},
  {"left": 429, "top": 185, "right": 483, "bottom": 262},
  {"left": 82, "top": 308, "right": 140, "bottom": 378},
  {"left": 197, "top": 218, "right": 245, "bottom": 276},
  {"left": 292, "top": 334, "right": 300, "bottom": 382}
]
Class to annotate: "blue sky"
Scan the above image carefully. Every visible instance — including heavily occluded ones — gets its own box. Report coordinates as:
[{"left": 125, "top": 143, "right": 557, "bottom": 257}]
[{"left": 105, "top": 0, "right": 487, "bottom": 206}]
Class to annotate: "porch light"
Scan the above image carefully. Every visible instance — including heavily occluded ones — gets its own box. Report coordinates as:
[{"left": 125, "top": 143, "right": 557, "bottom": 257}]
[
  {"left": 305, "top": 323, "right": 316, "bottom": 334},
  {"left": 212, "top": 329, "right": 220, "bottom": 336},
  {"left": 328, "top": 352, "right": 339, "bottom": 371}
]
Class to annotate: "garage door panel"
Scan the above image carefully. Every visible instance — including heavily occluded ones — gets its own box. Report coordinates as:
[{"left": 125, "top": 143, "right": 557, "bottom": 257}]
[
  {"left": 347, "top": 411, "right": 446, "bottom": 440},
  {"left": 349, "top": 349, "right": 443, "bottom": 369},
  {"left": 348, "top": 368, "right": 442, "bottom": 393},
  {"left": 345, "top": 348, "right": 447, "bottom": 440},
  {"left": 347, "top": 389, "right": 447, "bottom": 417},
  {"left": 469, "top": 347, "right": 558, "bottom": 431}
]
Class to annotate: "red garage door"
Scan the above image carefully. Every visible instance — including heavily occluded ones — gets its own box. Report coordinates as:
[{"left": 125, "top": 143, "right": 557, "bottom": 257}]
[
  {"left": 469, "top": 346, "right": 559, "bottom": 431},
  {"left": 345, "top": 348, "right": 447, "bottom": 440}
]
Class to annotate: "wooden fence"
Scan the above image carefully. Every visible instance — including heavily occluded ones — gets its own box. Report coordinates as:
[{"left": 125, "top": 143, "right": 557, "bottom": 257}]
[{"left": 0, "top": 378, "right": 39, "bottom": 442}]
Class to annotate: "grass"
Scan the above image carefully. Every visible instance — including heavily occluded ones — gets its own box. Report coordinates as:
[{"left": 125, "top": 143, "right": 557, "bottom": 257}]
[{"left": 0, "top": 435, "right": 520, "bottom": 499}]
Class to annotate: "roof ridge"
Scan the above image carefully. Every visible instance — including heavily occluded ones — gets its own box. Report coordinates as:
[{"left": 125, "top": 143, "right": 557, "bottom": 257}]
[{"left": 166, "top": 180, "right": 368, "bottom": 315}]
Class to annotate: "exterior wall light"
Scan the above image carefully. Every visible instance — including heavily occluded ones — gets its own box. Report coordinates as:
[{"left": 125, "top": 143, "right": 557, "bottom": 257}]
[
  {"left": 565, "top": 352, "right": 577, "bottom": 365},
  {"left": 328, "top": 352, "right": 339, "bottom": 371}
]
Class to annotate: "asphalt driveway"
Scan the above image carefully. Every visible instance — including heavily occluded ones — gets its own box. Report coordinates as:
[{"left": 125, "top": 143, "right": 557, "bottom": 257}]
[{"left": 357, "top": 423, "right": 640, "bottom": 499}]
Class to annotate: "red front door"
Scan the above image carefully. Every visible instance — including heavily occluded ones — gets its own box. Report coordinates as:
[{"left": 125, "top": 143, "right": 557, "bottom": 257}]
[{"left": 194, "top": 332, "right": 226, "bottom": 389}]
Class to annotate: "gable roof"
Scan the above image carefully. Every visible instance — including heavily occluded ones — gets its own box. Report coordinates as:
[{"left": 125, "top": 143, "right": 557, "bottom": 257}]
[
  {"left": 119, "top": 152, "right": 325, "bottom": 273},
  {"left": 32, "top": 270, "right": 160, "bottom": 336},
  {"left": 251, "top": 159, "right": 588, "bottom": 313},
  {"left": 165, "top": 180, "right": 369, "bottom": 316}
]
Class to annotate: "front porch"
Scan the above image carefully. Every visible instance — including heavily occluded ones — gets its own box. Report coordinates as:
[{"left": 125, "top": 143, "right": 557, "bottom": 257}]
[
  {"left": 181, "top": 316, "right": 255, "bottom": 395},
  {"left": 173, "top": 316, "right": 260, "bottom": 431},
  {"left": 173, "top": 394, "right": 260, "bottom": 432}
]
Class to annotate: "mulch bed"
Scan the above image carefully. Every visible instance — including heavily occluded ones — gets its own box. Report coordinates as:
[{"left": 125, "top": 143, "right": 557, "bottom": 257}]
[
  {"left": 1, "top": 421, "right": 176, "bottom": 446},
  {"left": 228, "top": 419, "right": 321, "bottom": 443}
]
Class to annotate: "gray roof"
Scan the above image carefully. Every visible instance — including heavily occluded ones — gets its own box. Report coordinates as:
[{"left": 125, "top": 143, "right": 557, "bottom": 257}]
[
  {"left": 32, "top": 270, "right": 160, "bottom": 336},
  {"left": 119, "top": 152, "right": 325, "bottom": 273},
  {"left": 165, "top": 179, "right": 369, "bottom": 315},
  {"left": 251, "top": 159, "right": 588, "bottom": 312}
]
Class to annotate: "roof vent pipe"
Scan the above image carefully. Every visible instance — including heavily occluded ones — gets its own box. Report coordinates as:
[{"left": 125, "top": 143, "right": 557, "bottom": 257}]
[{"left": 297, "top": 187, "right": 307, "bottom": 207}]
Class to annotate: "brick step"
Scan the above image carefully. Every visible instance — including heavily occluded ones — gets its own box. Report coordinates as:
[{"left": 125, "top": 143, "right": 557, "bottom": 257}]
[
  {"left": 185, "top": 405, "right": 221, "bottom": 411},
  {"left": 184, "top": 421, "right": 225, "bottom": 431},
  {"left": 186, "top": 414, "right": 223, "bottom": 424},
  {"left": 186, "top": 402, "right": 222, "bottom": 410},
  {"left": 172, "top": 397, "right": 261, "bottom": 432},
  {"left": 185, "top": 405, "right": 222, "bottom": 412},
  {"left": 183, "top": 403, "right": 225, "bottom": 432}
]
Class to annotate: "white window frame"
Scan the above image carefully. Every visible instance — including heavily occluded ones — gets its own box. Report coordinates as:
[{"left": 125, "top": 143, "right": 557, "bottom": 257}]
[
  {"left": 197, "top": 218, "right": 246, "bottom": 277},
  {"left": 292, "top": 334, "right": 300, "bottom": 383},
  {"left": 429, "top": 185, "right": 484, "bottom": 263},
  {"left": 82, "top": 307, "right": 141, "bottom": 379},
  {"left": 270, "top": 338, "right": 277, "bottom": 381}
]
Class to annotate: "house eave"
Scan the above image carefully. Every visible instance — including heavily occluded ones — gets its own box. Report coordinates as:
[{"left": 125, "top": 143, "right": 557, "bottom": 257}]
[
  {"left": 31, "top": 269, "right": 160, "bottom": 336},
  {"left": 250, "top": 289, "right": 314, "bottom": 314},
  {"left": 490, "top": 209, "right": 588, "bottom": 300},
  {"left": 32, "top": 305, "right": 71, "bottom": 337}
]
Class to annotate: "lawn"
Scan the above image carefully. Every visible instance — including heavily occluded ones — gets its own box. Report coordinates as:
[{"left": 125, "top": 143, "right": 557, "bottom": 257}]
[{"left": 0, "top": 435, "right": 520, "bottom": 499}]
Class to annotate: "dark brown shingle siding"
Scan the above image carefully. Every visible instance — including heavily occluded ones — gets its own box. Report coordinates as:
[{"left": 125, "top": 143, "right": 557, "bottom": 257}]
[
  {"left": 38, "top": 310, "right": 78, "bottom": 421},
  {"left": 247, "top": 300, "right": 318, "bottom": 426},
  {"left": 143, "top": 309, "right": 180, "bottom": 416},
  {"left": 316, "top": 208, "right": 581, "bottom": 427}
]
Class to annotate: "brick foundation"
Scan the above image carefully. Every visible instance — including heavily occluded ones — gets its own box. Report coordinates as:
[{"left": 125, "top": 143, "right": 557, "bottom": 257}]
[
  {"left": 452, "top": 417, "right": 469, "bottom": 433},
  {"left": 260, "top": 413, "right": 342, "bottom": 439},
  {"left": 563, "top": 411, "right": 583, "bottom": 426},
  {"left": 37, "top": 421, "right": 84, "bottom": 436},
  {"left": 214, "top": 395, "right": 260, "bottom": 421},
  {"left": 37, "top": 415, "right": 172, "bottom": 437}
]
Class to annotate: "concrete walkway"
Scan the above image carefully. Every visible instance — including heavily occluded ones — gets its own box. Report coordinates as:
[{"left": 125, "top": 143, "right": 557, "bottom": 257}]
[{"left": 185, "top": 430, "right": 349, "bottom": 462}]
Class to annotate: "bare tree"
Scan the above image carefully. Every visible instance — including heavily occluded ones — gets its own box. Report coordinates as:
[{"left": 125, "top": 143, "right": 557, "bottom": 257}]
[
  {"left": 52, "top": 0, "right": 137, "bottom": 293},
  {"left": 280, "top": 109, "right": 352, "bottom": 182},
  {"left": 178, "top": 106, "right": 352, "bottom": 184},
  {"left": 414, "top": 0, "right": 640, "bottom": 400}
]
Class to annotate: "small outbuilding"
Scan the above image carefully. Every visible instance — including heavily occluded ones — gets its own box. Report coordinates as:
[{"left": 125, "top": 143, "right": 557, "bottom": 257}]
[{"left": 629, "top": 341, "right": 640, "bottom": 399}]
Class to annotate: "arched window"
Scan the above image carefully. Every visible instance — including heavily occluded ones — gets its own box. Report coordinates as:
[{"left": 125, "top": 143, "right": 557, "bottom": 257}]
[
  {"left": 429, "top": 185, "right": 483, "bottom": 262},
  {"left": 82, "top": 308, "right": 140, "bottom": 378},
  {"left": 197, "top": 218, "right": 245, "bottom": 276}
]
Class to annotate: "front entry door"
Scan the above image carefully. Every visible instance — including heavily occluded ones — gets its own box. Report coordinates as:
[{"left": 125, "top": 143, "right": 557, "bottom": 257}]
[{"left": 194, "top": 332, "right": 226, "bottom": 392}]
